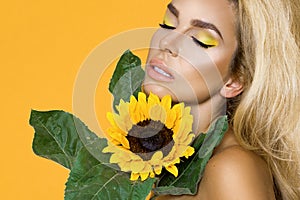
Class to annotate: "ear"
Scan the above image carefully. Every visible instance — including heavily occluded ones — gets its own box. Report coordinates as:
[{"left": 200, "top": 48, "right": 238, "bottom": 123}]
[{"left": 220, "top": 78, "right": 243, "bottom": 98}]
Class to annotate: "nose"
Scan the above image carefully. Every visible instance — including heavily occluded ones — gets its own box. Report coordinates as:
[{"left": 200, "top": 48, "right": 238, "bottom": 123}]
[{"left": 159, "top": 31, "right": 181, "bottom": 57}]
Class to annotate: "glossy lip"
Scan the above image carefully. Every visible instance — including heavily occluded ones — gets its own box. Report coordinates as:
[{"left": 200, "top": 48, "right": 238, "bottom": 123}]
[{"left": 146, "top": 58, "right": 174, "bottom": 82}]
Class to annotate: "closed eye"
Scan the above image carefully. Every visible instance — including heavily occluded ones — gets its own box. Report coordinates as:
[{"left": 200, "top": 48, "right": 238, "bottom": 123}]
[
  {"left": 159, "top": 23, "right": 176, "bottom": 30},
  {"left": 191, "top": 36, "right": 215, "bottom": 49}
]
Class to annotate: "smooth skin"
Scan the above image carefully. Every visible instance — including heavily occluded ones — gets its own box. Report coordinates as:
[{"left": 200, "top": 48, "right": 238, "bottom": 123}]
[
  {"left": 145, "top": 0, "right": 276, "bottom": 199},
  {"left": 143, "top": 0, "right": 240, "bottom": 133},
  {"left": 157, "top": 130, "right": 276, "bottom": 199}
]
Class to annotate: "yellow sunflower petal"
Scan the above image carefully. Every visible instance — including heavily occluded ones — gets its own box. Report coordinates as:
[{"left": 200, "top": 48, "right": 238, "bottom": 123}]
[
  {"left": 171, "top": 157, "right": 181, "bottom": 165},
  {"left": 182, "top": 146, "right": 195, "bottom": 158},
  {"left": 138, "top": 92, "right": 149, "bottom": 120},
  {"left": 150, "top": 171, "right": 155, "bottom": 178},
  {"left": 107, "top": 131, "right": 130, "bottom": 149},
  {"left": 140, "top": 162, "right": 152, "bottom": 173},
  {"left": 162, "top": 146, "right": 177, "bottom": 162},
  {"left": 150, "top": 151, "right": 164, "bottom": 169},
  {"left": 172, "top": 103, "right": 184, "bottom": 120},
  {"left": 175, "top": 143, "right": 192, "bottom": 155},
  {"left": 127, "top": 151, "right": 143, "bottom": 161},
  {"left": 118, "top": 161, "right": 132, "bottom": 172},
  {"left": 148, "top": 92, "right": 160, "bottom": 108},
  {"left": 108, "top": 126, "right": 127, "bottom": 136},
  {"left": 149, "top": 104, "right": 167, "bottom": 123},
  {"left": 130, "top": 172, "right": 140, "bottom": 181},
  {"left": 165, "top": 164, "right": 178, "bottom": 177},
  {"left": 181, "top": 133, "right": 195, "bottom": 146},
  {"left": 110, "top": 153, "right": 122, "bottom": 163},
  {"left": 151, "top": 151, "right": 163, "bottom": 162},
  {"left": 161, "top": 95, "right": 172, "bottom": 110},
  {"left": 113, "top": 114, "right": 127, "bottom": 133},
  {"left": 107, "top": 138, "right": 118, "bottom": 146},
  {"left": 133, "top": 107, "right": 142, "bottom": 124},
  {"left": 117, "top": 101, "right": 133, "bottom": 131},
  {"left": 120, "top": 137, "right": 130, "bottom": 149},
  {"left": 181, "top": 116, "right": 193, "bottom": 133},
  {"left": 117, "top": 150, "right": 132, "bottom": 162},
  {"left": 102, "top": 142, "right": 119, "bottom": 153},
  {"left": 102, "top": 146, "right": 112, "bottom": 153},
  {"left": 173, "top": 117, "right": 193, "bottom": 139},
  {"left": 154, "top": 166, "right": 162, "bottom": 175},
  {"left": 138, "top": 92, "right": 147, "bottom": 101},
  {"left": 129, "top": 95, "right": 139, "bottom": 123},
  {"left": 165, "top": 109, "right": 177, "bottom": 129},
  {"left": 140, "top": 172, "right": 150, "bottom": 181},
  {"left": 107, "top": 112, "right": 117, "bottom": 127},
  {"left": 183, "top": 106, "right": 191, "bottom": 116},
  {"left": 172, "top": 119, "right": 182, "bottom": 137},
  {"left": 130, "top": 160, "right": 146, "bottom": 173}
]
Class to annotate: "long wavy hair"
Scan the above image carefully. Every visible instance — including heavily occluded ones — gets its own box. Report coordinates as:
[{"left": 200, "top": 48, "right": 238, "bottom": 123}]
[{"left": 228, "top": 1, "right": 300, "bottom": 199}]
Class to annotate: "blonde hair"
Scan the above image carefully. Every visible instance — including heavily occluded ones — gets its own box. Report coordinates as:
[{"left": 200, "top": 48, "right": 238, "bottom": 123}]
[{"left": 229, "top": 0, "right": 300, "bottom": 199}]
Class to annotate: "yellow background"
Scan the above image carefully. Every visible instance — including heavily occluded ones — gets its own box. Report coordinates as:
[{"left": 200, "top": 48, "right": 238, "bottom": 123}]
[{"left": 0, "top": 0, "right": 168, "bottom": 199}]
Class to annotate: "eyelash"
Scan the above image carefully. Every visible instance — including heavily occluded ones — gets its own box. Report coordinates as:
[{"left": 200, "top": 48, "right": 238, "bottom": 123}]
[
  {"left": 159, "top": 23, "right": 215, "bottom": 49},
  {"left": 159, "top": 23, "right": 176, "bottom": 30},
  {"left": 192, "top": 36, "right": 215, "bottom": 49}
]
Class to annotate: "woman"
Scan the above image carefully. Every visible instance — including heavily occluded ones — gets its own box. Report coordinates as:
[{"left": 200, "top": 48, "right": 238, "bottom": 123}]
[{"left": 143, "top": 0, "right": 300, "bottom": 199}]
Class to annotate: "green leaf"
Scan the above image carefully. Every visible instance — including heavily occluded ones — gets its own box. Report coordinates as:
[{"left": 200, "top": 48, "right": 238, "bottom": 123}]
[
  {"left": 197, "top": 116, "right": 228, "bottom": 158},
  {"left": 108, "top": 50, "right": 145, "bottom": 111},
  {"left": 152, "top": 186, "right": 191, "bottom": 198},
  {"left": 30, "top": 110, "right": 156, "bottom": 200},
  {"left": 128, "top": 178, "right": 156, "bottom": 200},
  {"left": 112, "top": 67, "right": 145, "bottom": 110},
  {"left": 29, "top": 110, "right": 98, "bottom": 169},
  {"left": 153, "top": 116, "right": 228, "bottom": 197},
  {"left": 65, "top": 146, "right": 156, "bottom": 200},
  {"left": 109, "top": 50, "right": 141, "bottom": 94}
]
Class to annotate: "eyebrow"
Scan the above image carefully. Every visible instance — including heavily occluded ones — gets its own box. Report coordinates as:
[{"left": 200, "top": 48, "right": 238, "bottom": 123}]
[
  {"left": 167, "top": 3, "right": 179, "bottom": 18},
  {"left": 167, "top": 3, "right": 224, "bottom": 40},
  {"left": 191, "top": 19, "right": 224, "bottom": 40}
]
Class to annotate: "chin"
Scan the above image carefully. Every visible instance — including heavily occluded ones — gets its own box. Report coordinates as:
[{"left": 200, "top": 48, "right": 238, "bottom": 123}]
[{"left": 143, "top": 84, "right": 179, "bottom": 102}]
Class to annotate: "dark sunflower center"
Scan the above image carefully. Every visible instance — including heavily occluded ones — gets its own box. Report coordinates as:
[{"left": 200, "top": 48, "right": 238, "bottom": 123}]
[{"left": 126, "top": 119, "right": 174, "bottom": 161}]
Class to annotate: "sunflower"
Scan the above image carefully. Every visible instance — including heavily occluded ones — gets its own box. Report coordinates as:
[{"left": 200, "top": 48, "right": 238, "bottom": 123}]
[{"left": 103, "top": 92, "right": 195, "bottom": 181}]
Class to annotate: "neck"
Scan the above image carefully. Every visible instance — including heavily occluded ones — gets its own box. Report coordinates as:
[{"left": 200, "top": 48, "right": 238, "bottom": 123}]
[{"left": 188, "top": 93, "right": 226, "bottom": 135}]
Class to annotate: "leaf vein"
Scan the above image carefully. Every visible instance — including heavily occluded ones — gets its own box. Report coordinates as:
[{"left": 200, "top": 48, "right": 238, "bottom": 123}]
[
  {"left": 91, "top": 173, "right": 121, "bottom": 200},
  {"left": 36, "top": 117, "right": 73, "bottom": 168}
]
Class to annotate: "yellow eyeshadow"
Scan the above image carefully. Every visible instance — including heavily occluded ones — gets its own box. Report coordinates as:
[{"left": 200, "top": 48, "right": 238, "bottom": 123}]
[
  {"left": 163, "top": 13, "right": 175, "bottom": 27},
  {"left": 195, "top": 31, "right": 219, "bottom": 46}
]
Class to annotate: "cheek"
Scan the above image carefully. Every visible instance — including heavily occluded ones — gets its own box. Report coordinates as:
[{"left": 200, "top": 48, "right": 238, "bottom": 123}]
[
  {"left": 209, "top": 39, "right": 238, "bottom": 80},
  {"left": 178, "top": 53, "right": 227, "bottom": 100},
  {"left": 210, "top": 52, "right": 233, "bottom": 80},
  {"left": 176, "top": 61, "right": 217, "bottom": 103}
]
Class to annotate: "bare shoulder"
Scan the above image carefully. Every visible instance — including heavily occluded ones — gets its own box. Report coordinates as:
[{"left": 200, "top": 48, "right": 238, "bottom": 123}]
[
  {"left": 198, "top": 145, "right": 275, "bottom": 200},
  {"left": 155, "top": 131, "right": 276, "bottom": 200}
]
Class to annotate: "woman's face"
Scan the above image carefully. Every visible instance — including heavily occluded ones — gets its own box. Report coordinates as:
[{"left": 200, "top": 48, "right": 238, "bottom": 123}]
[{"left": 143, "top": 0, "right": 237, "bottom": 104}]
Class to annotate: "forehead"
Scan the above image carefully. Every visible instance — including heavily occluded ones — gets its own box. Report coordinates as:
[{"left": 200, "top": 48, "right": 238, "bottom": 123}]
[
  {"left": 170, "top": 0, "right": 237, "bottom": 39},
  {"left": 170, "top": 0, "right": 234, "bottom": 19}
]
